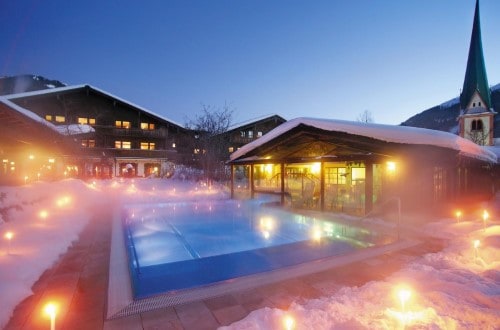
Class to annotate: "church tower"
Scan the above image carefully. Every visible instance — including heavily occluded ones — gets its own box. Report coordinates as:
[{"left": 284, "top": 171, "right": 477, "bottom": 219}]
[{"left": 458, "top": 0, "right": 495, "bottom": 146}]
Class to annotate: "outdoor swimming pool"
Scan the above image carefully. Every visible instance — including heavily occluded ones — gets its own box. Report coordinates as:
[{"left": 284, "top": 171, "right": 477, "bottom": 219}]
[{"left": 123, "top": 200, "right": 389, "bottom": 299}]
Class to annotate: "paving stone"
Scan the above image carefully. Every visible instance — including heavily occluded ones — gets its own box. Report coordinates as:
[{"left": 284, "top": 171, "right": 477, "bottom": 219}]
[
  {"left": 175, "top": 301, "right": 220, "bottom": 330},
  {"left": 212, "top": 304, "right": 249, "bottom": 326},
  {"left": 204, "top": 294, "right": 239, "bottom": 310},
  {"left": 103, "top": 314, "right": 143, "bottom": 330},
  {"left": 140, "top": 307, "right": 184, "bottom": 330}
]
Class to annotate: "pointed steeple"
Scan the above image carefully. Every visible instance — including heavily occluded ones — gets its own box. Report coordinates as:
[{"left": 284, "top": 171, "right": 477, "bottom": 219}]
[{"left": 460, "top": 0, "right": 491, "bottom": 110}]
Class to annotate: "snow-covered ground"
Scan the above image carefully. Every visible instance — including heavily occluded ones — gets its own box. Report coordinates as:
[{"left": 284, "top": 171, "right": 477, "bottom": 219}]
[{"left": 1, "top": 179, "right": 499, "bottom": 329}]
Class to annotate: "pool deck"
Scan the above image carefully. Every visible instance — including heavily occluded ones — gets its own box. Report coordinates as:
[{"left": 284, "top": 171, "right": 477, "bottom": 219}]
[{"left": 4, "top": 212, "right": 444, "bottom": 330}]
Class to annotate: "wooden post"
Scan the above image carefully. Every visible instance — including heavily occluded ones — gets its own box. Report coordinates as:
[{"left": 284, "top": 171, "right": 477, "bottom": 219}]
[
  {"left": 281, "top": 163, "right": 285, "bottom": 205},
  {"left": 365, "top": 160, "right": 373, "bottom": 215},
  {"left": 230, "top": 164, "right": 234, "bottom": 199},
  {"left": 320, "top": 161, "right": 325, "bottom": 211},
  {"left": 250, "top": 164, "right": 255, "bottom": 199}
]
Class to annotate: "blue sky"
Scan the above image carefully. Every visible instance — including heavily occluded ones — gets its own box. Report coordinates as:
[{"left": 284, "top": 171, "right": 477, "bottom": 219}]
[{"left": 1, "top": 0, "right": 499, "bottom": 126}]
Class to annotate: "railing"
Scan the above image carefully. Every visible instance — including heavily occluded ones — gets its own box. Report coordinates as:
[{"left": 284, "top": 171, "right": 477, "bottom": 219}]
[{"left": 94, "top": 126, "right": 168, "bottom": 138}]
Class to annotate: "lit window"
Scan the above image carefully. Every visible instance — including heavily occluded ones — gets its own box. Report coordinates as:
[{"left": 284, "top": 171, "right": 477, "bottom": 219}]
[
  {"left": 248, "top": 131, "right": 253, "bottom": 139},
  {"left": 194, "top": 148, "right": 200, "bottom": 154},
  {"left": 45, "top": 115, "right": 53, "bottom": 121},
  {"left": 257, "top": 131, "right": 263, "bottom": 137},
  {"left": 228, "top": 147, "right": 234, "bottom": 153},
  {"left": 81, "top": 139, "right": 96, "bottom": 148},
  {"left": 172, "top": 143, "right": 176, "bottom": 148},
  {"left": 115, "top": 121, "right": 131, "bottom": 129},
  {"left": 140, "top": 142, "right": 156, "bottom": 150},
  {"left": 78, "top": 117, "right": 88, "bottom": 124},
  {"left": 89, "top": 118, "right": 96, "bottom": 125},
  {"left": 115, "top": 141, "right": 131, "bottom": 149},
  {"left": 55, "top": 116, "right": 65, "bottom": 123},
  {"left": 141, "top": 122, "right": 155, "bottom": 130}
]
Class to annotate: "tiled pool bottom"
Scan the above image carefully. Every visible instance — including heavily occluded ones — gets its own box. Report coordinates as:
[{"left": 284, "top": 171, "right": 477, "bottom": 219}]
[{"left": 122, "top": 200, "right": 389, "bottom": 299}]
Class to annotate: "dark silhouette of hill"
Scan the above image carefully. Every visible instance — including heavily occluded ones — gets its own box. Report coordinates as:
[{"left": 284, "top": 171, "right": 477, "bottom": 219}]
[{"left": 0, "top": 74, "right": 66, "bottom": 96}]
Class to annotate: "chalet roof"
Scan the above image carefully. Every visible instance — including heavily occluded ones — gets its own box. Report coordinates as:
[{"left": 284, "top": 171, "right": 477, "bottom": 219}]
[
  {"left": 4, "top": 84, "right": 185, "bottom": 130},
  {"left": 227, "top": 114, "right": 286, "bottom": 131},
  {"left": 0, "top": 97, "right": 69, "bottom": 149},
  {"left": 230, "top": 117, "right": 497, "bottom": 164},
  {"left": 460, "top": 0, "right": 491, "bottom": 110}
]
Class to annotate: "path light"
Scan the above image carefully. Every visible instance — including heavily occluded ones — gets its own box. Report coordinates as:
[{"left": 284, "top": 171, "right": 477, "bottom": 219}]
[
  {"left": 4, "top": 231, "right": 13, "bottom": 255},
  {"left": 397, "top": 287, "right": 412, "bottom": 313},
  {"left": 482, "top": 210, "right": 489, "bottom": 230},
  {"left": 455, "top": 210, "right": 462, "bottom": 222},
  {"left": 283, "top": 314, "right": 295, "bottom": 330},
  {"left": 473, "top": 239, "right": 480, "bottom": 259},
  {"left": 39, "top": 210, "right": 49, "bottom": 219},
  {"left": 44, "top": 302, "right": 58, "bottom": 330}
]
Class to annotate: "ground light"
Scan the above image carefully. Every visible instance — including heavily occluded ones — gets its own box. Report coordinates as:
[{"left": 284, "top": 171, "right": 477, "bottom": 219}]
[
  {"left": 4, "top": 231, "right": 14, "bottom": 255},
  {"left": 482, "top": 210, "right": 489, "bottom": 230},
  {"left": 473, "top": 239, "right": 480, "bottom": 259},
  {"left": 282, "top": 314, "right": 295, "bottom": 330},
  {"left": 397, "top": 287, "right": 412, "bottom": 313},
  {"left": 43, "top": 302, "right": 58, "bottom": 330},
  {"left": 455, "top": 210, "right": 462, "bottom": 222}
]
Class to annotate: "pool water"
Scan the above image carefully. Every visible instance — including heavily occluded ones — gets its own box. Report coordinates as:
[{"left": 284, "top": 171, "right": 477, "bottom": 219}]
[{"left": 123, "top": 200, "right": 385, "bottom": 299}]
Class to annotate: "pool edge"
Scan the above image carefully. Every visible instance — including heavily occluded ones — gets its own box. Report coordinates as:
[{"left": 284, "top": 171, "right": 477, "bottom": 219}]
[{"left": 106, "top": 212, "right": 420, "bottom": 319}]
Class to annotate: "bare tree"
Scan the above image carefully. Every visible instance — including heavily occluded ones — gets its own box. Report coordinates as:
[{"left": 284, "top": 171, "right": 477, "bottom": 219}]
[
  {"left": 466, "top": 129, "right": 489, "bottom": 145},
  {"left": 356, "top": 110, "right": 374, "bottom": 123},
  {"left": 186, "top": 103, "right": 234, "bottom": 182}
]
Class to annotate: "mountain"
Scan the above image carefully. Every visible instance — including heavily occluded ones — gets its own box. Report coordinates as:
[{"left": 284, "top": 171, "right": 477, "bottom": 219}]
[
  {"left": 401, "top": 83, "right": 500, "bottom": 137},
  {"left": 0, "top": 74, "right": 66, "bottom": 96}
]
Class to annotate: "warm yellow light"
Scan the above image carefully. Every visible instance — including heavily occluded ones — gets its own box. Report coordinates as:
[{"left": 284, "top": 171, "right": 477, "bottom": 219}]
[
  {"left": 43, "top": 302, "right": 58, "bottom": 330},
  {"left": 311, "top": 162, "right": 321, "bottom": 174},
  {"left": 473, "top": 239, "right": 480, "bottom": 249},
  {"left": 397, "top": 288, "right": 411, "bottom": 313},
  {"left": 482, "top": 210, "right": 489, "bottom": 221},
  {"left": 312, "top": 227, "right": 322, "bottom": 242},
  {"left": 265, "top": 164, "right": 273, "bottom": 174},
  {"left": 39, "top": 210, "right": 49, "bottom": 219},
  {"left": 48, "top": 158, "right": 55, "bottom": 163},
  {"left": 283, "top": 314, "right": 295, "bottom": 330},
  {"left": 455, "top": 210, "right": 462, "bottom": 221},
  {"left": 387, "top": 161, "right": 396, "bottom": 172},
  {"left": 4, "top": 231, "right": 13, "bottom": 240},
  {"left": 2, "top": 159, "right": 7, "bottom": 163},
  {"left": 29, "top": 154, "right": 35, "bottom": 160}
]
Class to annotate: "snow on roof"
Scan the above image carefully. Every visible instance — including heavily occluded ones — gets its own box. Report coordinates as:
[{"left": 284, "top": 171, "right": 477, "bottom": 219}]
[
  {"left": 0, "top": 97, "right": 60, "bottom": 133},
  {"left": 55, "top": 124, "right": 95, "bottom": 136},
  {"left": 228, "top": 113, "right": 285, "bottom": 131},
  {"left": 230, "top": 117, "right": 498, "bottom": 163},
  {"left": 5, "top": 84, "right": 185, "bottom": 129}
]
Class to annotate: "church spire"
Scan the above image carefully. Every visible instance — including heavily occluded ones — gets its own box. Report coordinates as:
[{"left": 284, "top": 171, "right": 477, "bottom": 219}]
[{"left": 460, "top": 0, "right": 491, "bottom": 110}]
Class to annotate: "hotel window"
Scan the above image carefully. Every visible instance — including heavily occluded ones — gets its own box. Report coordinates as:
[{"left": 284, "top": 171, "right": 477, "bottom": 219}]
[
  {"left": 78, "top": 117, "right": 96, "bottom": 125},
  {"left": 81, "top": 139, "right": 96, "bottom": 148},
  {"left": 115, "top": 120, "right": 131, "bottom": 129},
  {"left": 115, "top": 141, "right": 131, "bottom": 149},
  {"left": 45, "top": 115, "right": 53, "bottom": 121},
  {"left": 228, "top": 147, "right": 234, "bottom": 153},
  {"left": 140, "top": 142, "right": 156, "bottom": 150},
  {"left": 55, "top": 115, "right": 65, "bottom": 123},
  {"left": 140, "top": 122, "right": 155, "bottom": 130},
  {"left": 257, "top": 131, "right": 263, "bottom": 137},
  {"left": 194, "top": 148, "right": 200, "bottom": 154},
  {"left": 248, "top": 130, "right": 253, "bottom": 139}
]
